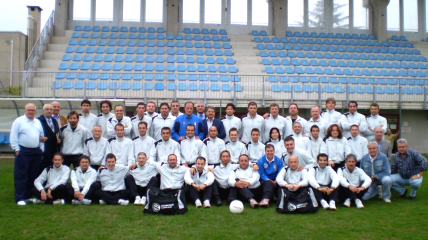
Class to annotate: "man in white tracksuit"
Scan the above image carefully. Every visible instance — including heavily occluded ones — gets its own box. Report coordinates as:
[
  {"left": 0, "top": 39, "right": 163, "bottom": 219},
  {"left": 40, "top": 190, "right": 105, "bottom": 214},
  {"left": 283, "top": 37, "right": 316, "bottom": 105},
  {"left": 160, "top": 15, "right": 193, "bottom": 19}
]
[
  {"left": 83, "top": 125, "right": 109, "bottom": 170},
  {"left": 282, "top": 136, "right": 316, "bottom": 170},
  {"left": 225, "top": 128, "right": 247, "bottom": 163},
  {"left": 180, "top": 124, "right": 207, "bottom": 167},
  {"left": 306, "top": 106, "right": 329, "bottom": 140},
  {"left": 79, "top": 99, "right": 98, "bottom": 138},
  {"left": 130, "top": 102, "right": 152, "bottom": 139},
  {"left": 104, "top": 123, "right": 134, "bottom": 167},
  {"left": 97, "top": 100, "right": 115, "bottom": 138},
  {"left": 246, "top": 128, "right": 265, "bottom": 163},
  {"left": 106, "top": 105, "right": 132, "bottom": 139},
  {"left": 60, "top": 111, "right": 87, "bottom": 167},
  {"left": 276, "top": 155, "right": 309, "bottom": 205},
  {"left": 145, "top": 101, "right": 159, "bottom": 119},
  {"left": 261, "top": 103, "right": 287, "bottom": 143},
  {"left": 341, "top": 101, "right": 367, "bottom": 139},
  {"left": 284, "top": 103, "right": 308, "bottom": 137},
  {"left": 150, "top": 103, "right": 176, "bottom": 141},
  {"left": 321, "top": 98, "right": 342, "bottom": 127},
  {"left": 308, "top": 125, "right": 326, "bottom": 159},
  {"left": 287, "top": 122, "right": 311, "bottom": 153},
  {"left": 149, "top": 127, "right": 182, "bottom": 164},
  {"left": 365, "top": 103, "right": 387, "bottom": 141},
  {"left": 185, "top": 157, "right": 215, "bottom": 208},
  {"left": 202, "top": 126, "right": 226, "bottom": 165},
  {"left": 240, "top": 102, "right": 264, "bottom": 143},
  {"left": 347, "top": 125, "right": 368, "bottom": 164},
  {"left": 132, "top": 121, "right": 155, "bottom": 160},
  {"left": 221, "top": 103, "right": 242, "bottom": 143}
]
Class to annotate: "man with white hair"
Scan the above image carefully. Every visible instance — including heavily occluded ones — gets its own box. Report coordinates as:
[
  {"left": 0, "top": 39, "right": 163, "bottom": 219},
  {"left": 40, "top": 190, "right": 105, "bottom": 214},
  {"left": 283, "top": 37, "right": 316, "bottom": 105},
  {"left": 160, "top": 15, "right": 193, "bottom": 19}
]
[
  {"left": 196, "top": 102, "right": 206, "bottom": 120},
  {"left": 360, "top": 141, "right": 392, "bottom": 203},
  {"left": 51, "top": 101, "right": 67, "bottom": 127},
  {"left": 10, "top": 103, "right": 46, "bottom": 206},
  {"left": 390, "top": 139, "right": 427, "bottom": 199},
  {"left": 38, "top": 104, "right": 61, "bottom": 173}
]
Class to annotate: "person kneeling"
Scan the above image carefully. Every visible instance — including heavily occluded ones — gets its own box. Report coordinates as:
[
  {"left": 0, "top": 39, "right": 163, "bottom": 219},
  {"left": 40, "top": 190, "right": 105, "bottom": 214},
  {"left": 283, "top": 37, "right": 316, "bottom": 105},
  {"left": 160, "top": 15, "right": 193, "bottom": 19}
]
[
  {"left": 308, "top": 153, "right": 339, "bottom": 210},
  {"left": 31, "top": 153, "right": 70, "bottom": 205},
  {"left": 96, "top": 153, "right": 131, "bottom": 206},
  {"left": 338, "top": 154, "right": 371, "bottom": 209},
  {"left": 126, "top": 152, "right": 159, "bottom": 205},
  {"left": 185, "top": 157, "right": 214, "bottom": 208},
  {"left": 66, "top": 155, "right": 98, "bottom": 205},
  {"left": 228, "top": 154, "right": 261, "bottom": 208}
]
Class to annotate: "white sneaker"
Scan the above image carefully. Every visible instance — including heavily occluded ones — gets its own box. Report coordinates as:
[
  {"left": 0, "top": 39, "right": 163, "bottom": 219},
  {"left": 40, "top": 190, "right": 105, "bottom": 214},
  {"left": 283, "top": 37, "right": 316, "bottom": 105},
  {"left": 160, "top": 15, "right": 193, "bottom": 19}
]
[
  {"left": 195, "top": 199, "right": 202, "bottom": 208},
  {"left": 378, "top": 185, "right": 383, "bottom": 199},
  {"left": 53, "top": 199, "right": 65, "bottom": 205},
  {"left": 203, "top": 200, "right": 211, "bottom": 208},
  {"left": 118, "top": 199, "right": 129, "bottom": 206},
  {"left": 134, "top": 196, "right": 141, "bottom": 205},
  {"left": 141, "top": 196, "right": 147, "bottom": 205},
  {"left": 81, "top": 199, "right": 92, "bottom": 205},
  {"left": 99, "top": 199, "right": 107, "bottom": 205},
  {"left": 32, "top": 198, "right": 45, "bottom": 204},
  {"left": 72, "top": 199, "right": 82, "bottom": 205},
  {"left": 343, "top": 198, "right": 351, "bottom": 207},
  {"left": 329, "top": 200, "right": 336, "bottom": 210},
  {"left": 17, "top": 200, "right": 26, "bottom": 206},
  {"left": 383, "top": 198, "right": 391, "bottom": 203},
  {"left": 321, "top": 200, "right": 330, "bottom": 209},
  {"left": 355, "top": 199, "right": 364, "bottom": 209}
]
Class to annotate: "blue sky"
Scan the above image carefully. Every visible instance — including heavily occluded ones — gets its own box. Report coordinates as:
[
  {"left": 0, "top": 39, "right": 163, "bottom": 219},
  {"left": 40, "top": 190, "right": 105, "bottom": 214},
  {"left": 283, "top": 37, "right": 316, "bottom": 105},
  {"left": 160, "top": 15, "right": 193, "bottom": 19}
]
[{"left": 0, "top": 0, "right": 55, "bottom": 34}]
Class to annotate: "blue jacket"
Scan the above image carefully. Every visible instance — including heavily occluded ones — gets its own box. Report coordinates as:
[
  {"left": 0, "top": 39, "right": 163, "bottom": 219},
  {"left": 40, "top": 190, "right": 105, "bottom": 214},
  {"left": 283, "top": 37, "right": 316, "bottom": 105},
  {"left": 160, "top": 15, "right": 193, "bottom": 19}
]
[
  {"left": 172, "top": 114, "right": 205, "bottom": 141},
  {"left": 257, "top": 155, "right": 284, "bottom": 182},
  {"left": 360, "top": 152, "right": 390, "bottom": 180},
  {"left": 203, "top": 118, "right": 226, "bottom": 140}
]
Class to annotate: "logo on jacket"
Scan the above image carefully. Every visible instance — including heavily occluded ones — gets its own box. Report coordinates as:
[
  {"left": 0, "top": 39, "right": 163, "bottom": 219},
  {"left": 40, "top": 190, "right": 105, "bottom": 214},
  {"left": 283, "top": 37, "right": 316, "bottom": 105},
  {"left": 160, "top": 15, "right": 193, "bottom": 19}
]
[
  {"left": 273, "top": 164, "right": 277, "bottom": 171},
  {"left": 264, "top": 163, "right": 268, "bottom": 169}
]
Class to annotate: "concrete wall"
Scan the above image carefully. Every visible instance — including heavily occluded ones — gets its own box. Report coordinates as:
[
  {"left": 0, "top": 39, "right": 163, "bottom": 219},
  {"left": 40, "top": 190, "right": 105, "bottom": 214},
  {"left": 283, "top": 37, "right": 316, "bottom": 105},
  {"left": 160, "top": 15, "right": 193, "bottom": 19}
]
[
  {"left": 400, "top": 110, "right": 428, "bottom": 153},
  {"left": 0, "top": 32, "right": 27, "bottom": 81},
  {"left": 54, "top": 0, "right": 69, "bottom": 37}
]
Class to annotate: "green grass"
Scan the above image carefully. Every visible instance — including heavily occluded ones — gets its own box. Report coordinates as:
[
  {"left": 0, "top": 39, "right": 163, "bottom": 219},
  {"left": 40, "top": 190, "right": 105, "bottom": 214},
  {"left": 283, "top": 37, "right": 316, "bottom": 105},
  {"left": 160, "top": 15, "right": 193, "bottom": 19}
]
[{"left": 1, "top": 158, "right": 428, "bottom": 240}]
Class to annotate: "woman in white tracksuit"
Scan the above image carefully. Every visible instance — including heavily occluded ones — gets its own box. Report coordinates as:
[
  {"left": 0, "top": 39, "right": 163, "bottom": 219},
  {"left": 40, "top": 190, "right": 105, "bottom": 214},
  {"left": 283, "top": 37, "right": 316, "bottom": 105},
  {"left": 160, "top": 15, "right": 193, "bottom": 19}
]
[
  {"left": 264, "top": 127, "right": 285, "bottom": 158},
  {"left": 320, "top": 124, "right": 351, "bottom": 171}
]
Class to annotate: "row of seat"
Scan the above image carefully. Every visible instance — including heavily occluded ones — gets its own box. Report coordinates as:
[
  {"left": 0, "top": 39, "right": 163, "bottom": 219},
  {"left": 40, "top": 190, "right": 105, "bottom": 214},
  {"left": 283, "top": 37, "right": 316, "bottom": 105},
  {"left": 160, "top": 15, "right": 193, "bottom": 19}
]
[
  {"left": 286, "top": 31, "right": 378, "bottom": 40},
  {"left": 255, "top": 37, "right": 413, "bottom": 48},
  {"left": 256, "top": 44, "right": 420, "bottom": 55},
  {"left": 271, "top": 85, "right": 422, "bottom": 95},
  {"left": 265, "top": 66, "right": 428, "bottom": 77},
  {"left": 64, "top": 47, "right": 234, "bottom": 56},
  {"left": 69, "top": 39, "right": 231, "bottom": 47},
  {"left": 262, "top": 59, "right": 428, "bottom": 69},
  {"left": 267, "top": 76, "right": 428, "bottom": 86},
  {"left": 52, "top": 81, "right": 240, "bottom": 92},
  {"left": 259, "top": 51, "right": 427, "bottom": 62},
  {"left": 62, "top": 54, "right": 236, "bottom": 65},
  {"left": 58, "top": 63, "right": 238, "bottom": 73},
  {"left": 73, "top": 26, "right": 228, "bottom": 35},
  {"left": 71, "top": 32, "right": 230, "bottom": 42},
  {"left": 391, "top": 35, "right": 408, "bottom": 41},
  {"left": 55, "top": 72, "right": 240, "bottom": 82}
]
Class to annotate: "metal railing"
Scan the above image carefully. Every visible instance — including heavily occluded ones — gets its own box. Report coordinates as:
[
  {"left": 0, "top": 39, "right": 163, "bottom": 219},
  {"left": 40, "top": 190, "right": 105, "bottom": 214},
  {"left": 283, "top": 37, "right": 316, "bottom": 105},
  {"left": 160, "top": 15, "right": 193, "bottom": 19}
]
[{"left": 4, "top": 70, "right": 428, "bottom": 109}]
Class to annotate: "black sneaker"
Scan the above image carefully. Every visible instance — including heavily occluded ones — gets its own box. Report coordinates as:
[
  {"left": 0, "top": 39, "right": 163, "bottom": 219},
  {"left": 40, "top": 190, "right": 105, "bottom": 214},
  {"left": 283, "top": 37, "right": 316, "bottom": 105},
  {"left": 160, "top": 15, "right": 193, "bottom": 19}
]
[
  {"left": 401, "top": 189, "right": 408, "bottom": 198},
  {"left": 215, "top": 196, "right": 222, "bottom": 206}
]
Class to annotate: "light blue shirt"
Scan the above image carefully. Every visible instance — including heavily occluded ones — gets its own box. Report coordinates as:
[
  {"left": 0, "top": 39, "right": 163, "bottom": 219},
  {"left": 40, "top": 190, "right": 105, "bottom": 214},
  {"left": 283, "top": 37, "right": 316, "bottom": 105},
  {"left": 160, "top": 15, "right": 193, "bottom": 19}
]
[{"left": 10, "top": 115, "right": 44, "bottom": 151}]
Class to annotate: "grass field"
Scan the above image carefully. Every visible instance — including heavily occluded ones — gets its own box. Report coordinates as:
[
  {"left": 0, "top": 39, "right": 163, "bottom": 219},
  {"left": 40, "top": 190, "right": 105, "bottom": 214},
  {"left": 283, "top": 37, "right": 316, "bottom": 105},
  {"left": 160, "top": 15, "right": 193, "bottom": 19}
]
[{"left": 1, "top": 158, "right": 428, "bottom": 240}]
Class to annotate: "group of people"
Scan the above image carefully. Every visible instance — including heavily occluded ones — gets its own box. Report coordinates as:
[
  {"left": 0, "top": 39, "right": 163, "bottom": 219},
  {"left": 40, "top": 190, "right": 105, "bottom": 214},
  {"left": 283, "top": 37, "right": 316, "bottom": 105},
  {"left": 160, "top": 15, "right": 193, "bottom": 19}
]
[{"left": 10, "top": 98, "right": 426, "bottom": 212}]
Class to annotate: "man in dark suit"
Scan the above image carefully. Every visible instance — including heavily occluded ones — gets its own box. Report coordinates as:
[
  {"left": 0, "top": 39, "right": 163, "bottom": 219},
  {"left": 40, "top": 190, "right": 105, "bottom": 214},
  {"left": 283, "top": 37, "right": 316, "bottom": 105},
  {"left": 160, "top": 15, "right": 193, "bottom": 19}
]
[
  {"left": 374, "top": 126, "right": 392, "bottom": 160},
  {"left": 37, "top": 104, "right": 61, "bottom": 174},
  {"left": 203, "top": 107, "right": 226, "bottom": 139}
]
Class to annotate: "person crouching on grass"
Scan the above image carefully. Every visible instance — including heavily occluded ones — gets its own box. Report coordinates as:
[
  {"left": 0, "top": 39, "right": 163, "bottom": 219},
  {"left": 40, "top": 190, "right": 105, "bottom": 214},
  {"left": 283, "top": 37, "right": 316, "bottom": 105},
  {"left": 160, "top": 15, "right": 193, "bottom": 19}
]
[
  {"left": 30, "top": 153, "right": 70, "bottom": 205},
  {"left": 66, "top": 155, "right": 98, "bottom": 205},
  {"left": 185, "top": 156, "right": 215, "bottom": 208}
]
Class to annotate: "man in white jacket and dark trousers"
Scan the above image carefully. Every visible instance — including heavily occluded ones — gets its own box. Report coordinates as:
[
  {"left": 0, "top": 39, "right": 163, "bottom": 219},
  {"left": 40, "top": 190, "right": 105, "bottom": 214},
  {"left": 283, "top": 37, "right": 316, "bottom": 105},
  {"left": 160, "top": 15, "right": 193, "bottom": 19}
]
[
  {"left": 225, "top": 128, "right": 247, "bottom": 163},
  {"left": 276, "top": 155, "right": 309, "bottom": 203},
  {"left": 221, "top": 103, "right": 242, "bottom": 143},
  {"left": 66, "top": 155, "right": 98, "bottom": 205},
  {"left": 185, "top": 157, "right": 215, "bottom": 208},
  {"left": 365, "top": 103, "right": 387, "bottom": 141},
  {"left": 78, "top": 99, "right": 98, "bottom": 137},
  {"left": 31, "top": 153, "right": 70, "bottom": 205},
  {"left": 125, "top": 152, "right": 158, "bottom": 205},
  {"left": 246, "top": 128, "right": 265, "bottom": 163},
  {"left": 83, "top": 125, "right": 109, "bottom": 170},
  {"left": 104, "top": 123, "right": 135, "bottom": 167},
  {"left": 203, "top": 126, "right": 226, "bottom": 165},
  {"left": 60, "top": 111, "right": 87, "bottom": 168},
  {"left": 284, "top": 103, "right": 309, "bottom": 137},
  {"left": 228, "top": 154, "right": 262, "bottom": 208},
  {"left": 180, "top": 124, "right": 207, "bottom": 167},
  {"left": 338, "top": 154, "right": 371, "bottom": 209},
  {"left": 150, "top": 103, "right": 176, "bottom": 141},
  {"left": 308, "top": 153, "right": 340, "bottom": 210},
  {"left": 96, "top": 153, "right": 131, "bottom": 206},
  {"left": 321, "top": 98, "right": 342, "bottom": 127},
  {"left": 261, "top": 103, "right": 287, "bottom": 143},
  {"left": 150, "top": 127, "right": 182, "bottom": 164},
  {"left": 130, "top": 102, "right": 152, "bottom": 139},
  {"left": 96, "top": 100, "right": 115, "bottom": 138}
]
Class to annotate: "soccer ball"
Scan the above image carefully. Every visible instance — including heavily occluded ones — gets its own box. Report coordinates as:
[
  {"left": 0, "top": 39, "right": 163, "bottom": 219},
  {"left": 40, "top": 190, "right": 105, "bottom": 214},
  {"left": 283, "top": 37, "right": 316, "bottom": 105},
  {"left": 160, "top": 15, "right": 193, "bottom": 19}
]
[{"left": 229, "top": 200, "right": 244, "bottom": 214}]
